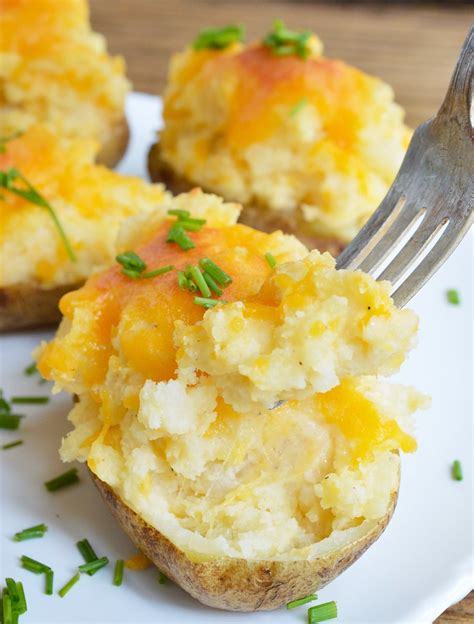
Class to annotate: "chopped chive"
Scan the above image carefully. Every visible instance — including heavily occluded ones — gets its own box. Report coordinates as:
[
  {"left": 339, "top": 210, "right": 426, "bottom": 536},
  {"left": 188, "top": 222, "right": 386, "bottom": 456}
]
[
  {"left": 158, "top": 571, "right": 168, "bottom": 585},
  {"left": 194, "top": 297, "right": 227, "bottom": 308},
  {"left": 189, "top": 266, "right": 212, "bottom": 297},
  {"left": 263, "top": 20, "right": 312, "bottom": 60},
  {"left": 45, "top": 570, "right": 54, "bottom": 596},
  {"left": 179, "top": 218, "right": 206, "bottom": 232},
  {"left": 177, "top": 271, "right": 190, "bottom": 290},
  {"left": 20, "top": 555, "right": 51, "bottom": 574},
  {"left": 142, "top": 265, "right": 174, "bottom": 279},
  {"left": 0, "top": 414, "right": 21, "bottom": 430},
  {"left": 166, "top": 223, "right": 195, "bottom": 250},
  {"left": 193, "top": 24, "right": 245, "bottom": 50},
  {"left": 5, "top": 579, "right": 19, "bottom": 605},
  {"left": 0, "top": 393, "right": 11, "bottom": 413},
  {"left": 452, "top": 460, "right": 463, "bottom": 481},
  {"left": 199, "top": 258, "right": 232, "bottom": 286},
  {"left": 265, "top": 252, "right": 277, "bottom": 268},
  {"left": 14, "top": 523, "right": 48, "bottom": 541},
  {"left": 78, "top": 556, "right": 109, "bottom": 575},
  {"left": 121, "top": 268, "right": 142, "bottom": 279},
  {"left": 76, "top": 539, "right": 98, "bottom": 564},
  {"left": 24, "top": 363, "right": 37, "bottom": 376},
  {"left": 307, "top": 600, "right": 337, "bottom": 623},
  {"left": 15, "top": 582, "right": 27, "bottom": 614},
  {"left": 2, "top": 588, "right": 12, "bottom": 624},
  {"left": 10, "top": 396, "right": 48, "bottom": 405},
  {"left": 58, "top": 573, "right": 80, "bottom": 598},
  {"left": 2, "top": 440, "right": 23, "bottom": 450},
  {"left": 0, "top": 168, "right": 76, "bottom": 261},
  {"left": 113, "top": 560, "right": 124, "bottom": 586},
  {"left": 446, "top": 289, "right": 460, "bottom": 305},
  {"left": 116, "top": 251, "right": 146, "bottom": 273},
  {"left": 287, "top": 593, "right": 318, "bottom": 609},
  {"left": 167, "top": 209, "right": 190, "bottom": 219},
  {"left": 45, "top": 468, "right": 80, "bottom": 492},
  {"left": 289, "top": 97, "right": 308, "bottom": 117},
  {"left": 203, "top": 272, "right": 223, "bottom": 297}
]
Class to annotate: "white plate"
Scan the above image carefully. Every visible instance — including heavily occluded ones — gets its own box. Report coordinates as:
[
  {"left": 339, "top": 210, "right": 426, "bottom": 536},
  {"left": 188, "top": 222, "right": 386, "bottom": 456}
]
[{"left": 0, "top": 92, "right": 472, "bottom": 624}]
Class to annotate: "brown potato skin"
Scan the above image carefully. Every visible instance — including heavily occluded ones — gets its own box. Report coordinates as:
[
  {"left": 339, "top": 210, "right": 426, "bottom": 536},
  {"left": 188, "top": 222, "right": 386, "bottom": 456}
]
[
  {"left": 91, "top": 468, "right": 398, "bottom": 611},
  {"left": 147, "top": 141, "right": 345, "bottom": 257},
  {"left": 0, "top": 282, "right": 81, "bottom": 332},
  {"left": 96, "top": 116, "right": 130, "bottom": 168}
]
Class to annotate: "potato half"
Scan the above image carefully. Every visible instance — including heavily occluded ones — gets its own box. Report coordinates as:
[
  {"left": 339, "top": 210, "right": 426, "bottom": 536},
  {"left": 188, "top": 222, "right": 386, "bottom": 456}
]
[{"left": 91, "top": 469, "right": 398, "bottom": 611}]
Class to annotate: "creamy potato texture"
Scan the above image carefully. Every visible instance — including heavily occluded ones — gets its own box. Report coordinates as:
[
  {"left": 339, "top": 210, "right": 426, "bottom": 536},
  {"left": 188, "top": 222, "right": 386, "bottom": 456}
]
[
  {"left": 38, "top": 191, "right": 428, "bottom": 561},
  {"left": 0, "top": 126, "right": 169, "bottom": 288},
  {"left": 0, "top": 0, "right": 130, "bottom": 147},
  {"left": 159, "top": 35, "right": 410, "bottom": 242}
]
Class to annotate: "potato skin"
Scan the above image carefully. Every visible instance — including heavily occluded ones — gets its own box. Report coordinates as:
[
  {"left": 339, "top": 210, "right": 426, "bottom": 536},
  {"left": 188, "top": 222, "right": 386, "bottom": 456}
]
[
  {"left": 147, "top": 141, "right": 345, "bottom": 257},
  {"left": 96, "top": 116, "right": 130, "bottom": 168},
  {"left": 0, "top": 282, "right": 80, "bottom": 332},
  {"left": 91, "top": 468, "right": 398, "bottom": 611}
]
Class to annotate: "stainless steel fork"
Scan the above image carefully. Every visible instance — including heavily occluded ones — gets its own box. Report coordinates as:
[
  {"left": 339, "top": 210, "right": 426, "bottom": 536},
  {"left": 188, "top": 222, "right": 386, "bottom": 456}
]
[{"left": 336, "top": 26, "right": 474, "bottom": 307}]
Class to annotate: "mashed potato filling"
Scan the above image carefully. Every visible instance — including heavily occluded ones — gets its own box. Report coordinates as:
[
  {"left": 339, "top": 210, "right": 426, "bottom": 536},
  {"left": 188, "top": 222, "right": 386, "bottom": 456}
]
[
  {"left": 0, "top": 0, "right": 129, "bottom": 147},
  {"left": 0, "top": 126, "right": 169, "bottom": 288},
  {"left": 160, "top": 38, "right": 410, "bottom": 242},
  {"left": 38, "top": 191, "right": 428, "bottom": 561}
]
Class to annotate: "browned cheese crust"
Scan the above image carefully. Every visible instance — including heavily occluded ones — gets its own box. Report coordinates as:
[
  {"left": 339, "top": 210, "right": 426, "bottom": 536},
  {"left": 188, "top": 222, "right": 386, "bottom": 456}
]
[
  {"left": 147, "top": 141, "right": 345, "bottom": 257},
  {"left": 96, "top": 116, "right": 130, "bottom": 168},
  {"left": 0, "top": 282, "right": 81, "bottom": 332},
  {"left": 90, "top": 468, "right": 398, "bottom": 611}
]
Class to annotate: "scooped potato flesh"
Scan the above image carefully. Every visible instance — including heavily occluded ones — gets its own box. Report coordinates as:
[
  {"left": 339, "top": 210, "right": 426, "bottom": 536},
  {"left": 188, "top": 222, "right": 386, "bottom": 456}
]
[{"left": 38, "top": 190, "right": 428, "bottom": 562}]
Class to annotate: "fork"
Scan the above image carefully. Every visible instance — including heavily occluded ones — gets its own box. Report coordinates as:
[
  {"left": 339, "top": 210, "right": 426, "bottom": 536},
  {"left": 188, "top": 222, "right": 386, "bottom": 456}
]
[{"left": 336, "top": 26, "right": 473, "bottom": 308}]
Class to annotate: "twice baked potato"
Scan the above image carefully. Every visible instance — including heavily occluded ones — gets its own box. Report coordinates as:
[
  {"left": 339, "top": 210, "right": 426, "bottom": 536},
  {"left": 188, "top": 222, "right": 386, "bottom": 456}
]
[
  {"left": 149, "top": 23, "right": 410, "bottom": 249},
  {"left": 0, "top": 0, "right": 131, "bottom": 167},
  {"left": 0, "top": 126, "right": 169, "bottom": 331},
  {"left": 37, "top": 190, "right": 428, "bottom": 611}
]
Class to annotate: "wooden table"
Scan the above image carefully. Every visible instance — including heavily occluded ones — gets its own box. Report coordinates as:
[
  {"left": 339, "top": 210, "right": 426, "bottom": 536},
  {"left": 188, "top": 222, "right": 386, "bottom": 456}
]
[{"left": 90, "top": 1, "right": 473, "bottom": 621}]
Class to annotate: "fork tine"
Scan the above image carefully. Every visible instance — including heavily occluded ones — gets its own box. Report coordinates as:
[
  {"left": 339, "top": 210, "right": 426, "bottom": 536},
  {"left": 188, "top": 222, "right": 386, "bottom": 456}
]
[
  {"left": 357, "top": 206, "right": 425, "bottom": 275},
  {"left": 376, "top": 216, "right": 447, "bottom": 285},
  {"left": 391, "top": 214, "right": 473, "bottom": 308}
]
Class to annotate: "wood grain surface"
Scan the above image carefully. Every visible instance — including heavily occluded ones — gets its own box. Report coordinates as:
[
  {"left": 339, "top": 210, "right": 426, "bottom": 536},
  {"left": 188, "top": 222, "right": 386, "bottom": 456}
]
[{"left": 90, "top": 1, "right": 473, "bottom": 621}]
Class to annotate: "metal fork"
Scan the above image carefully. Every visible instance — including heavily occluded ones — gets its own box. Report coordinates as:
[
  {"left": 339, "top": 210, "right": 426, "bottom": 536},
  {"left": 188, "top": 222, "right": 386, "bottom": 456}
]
[{"left": 336, "top": 26, "right": 473, "bottom": 307}]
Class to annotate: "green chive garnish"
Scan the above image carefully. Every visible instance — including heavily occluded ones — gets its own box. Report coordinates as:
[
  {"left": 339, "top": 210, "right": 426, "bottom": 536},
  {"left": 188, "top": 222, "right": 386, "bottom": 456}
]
[
  {"left": 158, "top": 571, "right": 168, "bottom": 585},
  {"left": 203, "top": 272, "right": 223, "bottom": 297},
  {"left": 446, "top": 289, "right": 460, "bottom": 305},
  {"left": 167, "top": 209, "right": 190, "bottom": 219},
  {"left": 194, "top": 297, "right": 227, "bottom": 308},
  {"left": 0, "top": 168, "right": 76, "bottom": 261},
  {"left": 289, "top": 97, "right": 308, "bottom": 117},
  {"left": 45, "top": 570, "right": 54, "bottom": 596},
  {"left": 287, "top": 593, "right": 318, "bottom": 609},
  {"left": 76, "top": 539, "right": 98, "bottom": 564},
  {"left": 78, "top": 556, "right": 109, "bottom": 575},
  {"left": 177, "top": 271, "right": 190, "bottom": 290},
  {"left": 58, "top": 573, "right": 80, "bottom": 598},
  {"left": 166, "top": 223, "right": 195, "bottom": 250},
  {"left": 15, "top": 582, "right": 27, "bottom": 614},
  {"left": 263, "top": 20, "right": 312, "bottom": 60},
  {"left": 0, "top": 414, "right": 21, "bottom": 430},
  {"left": 2, "top": 440, "right": 23, "bottom": 451},
  {"left": 179, "top": 218, "right": 206, "bottom": 232},
  {"left": 193, "top": 24, "right": 245, "bottom": 50},
  {"left": 199, "top": 258, "right": 232, "bottom": 286},
  {"left": 14, "top": 523, "right": 48, "bottom": 541},
  {"left": 2, "top": 588, "right": 12, "bottom": 624},
  {"left": 5, "top": 579, "right": 19, "bottom": 605},
  {"left": 113, "top": 560, "right": 124, "bottom": 587},
  {"left": 142, "top": 265, "right": 174, "bottom": 279},
  {"left": 10, "top": 396, "right": 48, "bottom": 405},
  {"left": 0, "top": 391, "right": 11, "bottom": 413},
  {"left": 20, "top": 555, "right": 51, "bottom": 574},
  {"left": 189, "top": 266, "right": 212, "bottom": 297},
  {"left": 452, "top": 460, "right": 463, "bottom": 481},
  {"left": 265, "top": 252, "right": 277, "bottom": 268},
  {"left": 307, "top": 600, "right": 337, "bottom": 623},
  {"left": 45, "top": 468, "right": 80, "bottom": 492},
  {"left": 116, "top": 251, "right": 146, "bottom": 273},
  {"left": 24, "top": 363, "right": 37, "bottom": 376}
]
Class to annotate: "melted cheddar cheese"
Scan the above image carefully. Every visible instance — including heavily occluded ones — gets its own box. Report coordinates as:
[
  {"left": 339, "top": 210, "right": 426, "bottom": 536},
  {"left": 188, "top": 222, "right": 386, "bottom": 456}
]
[
  {"left": 160, "top": 37, "right": 410, "bottom": 242},
  {"left": 37, "top": 190, "right": 428, "bottom": 561}
]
